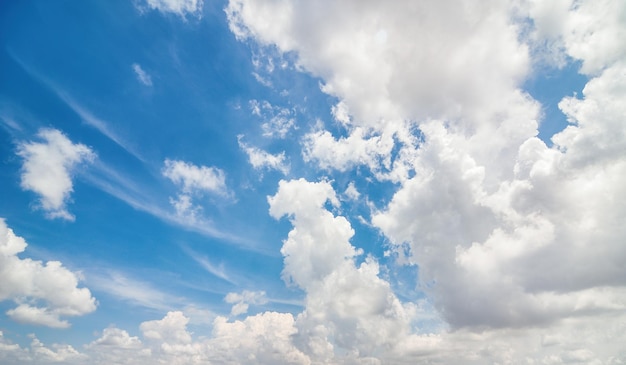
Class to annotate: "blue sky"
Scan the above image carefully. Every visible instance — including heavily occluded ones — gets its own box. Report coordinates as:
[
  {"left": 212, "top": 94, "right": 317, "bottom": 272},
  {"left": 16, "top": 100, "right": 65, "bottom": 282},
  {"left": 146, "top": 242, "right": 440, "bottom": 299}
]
[{"left": 1, "top": 1, "right": 625, "bottom": 363}]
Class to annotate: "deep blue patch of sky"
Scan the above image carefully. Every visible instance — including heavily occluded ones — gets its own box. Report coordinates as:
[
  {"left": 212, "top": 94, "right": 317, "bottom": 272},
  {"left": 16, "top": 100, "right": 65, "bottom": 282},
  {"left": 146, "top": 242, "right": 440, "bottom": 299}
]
[{"left": 524, "top": 60, "right": 588, "bottom": 145}]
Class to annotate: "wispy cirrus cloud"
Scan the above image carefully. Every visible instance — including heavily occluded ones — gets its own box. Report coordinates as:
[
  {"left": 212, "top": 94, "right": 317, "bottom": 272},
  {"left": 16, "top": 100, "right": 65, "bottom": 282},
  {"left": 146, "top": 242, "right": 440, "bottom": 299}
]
[
  {"left": 8, "top": 51, "right": 145, "bottom": 162},
  {"left": 87, "top": 271, "right": 176, "bottom": 312},
  {"left": 180, "top": 245, "right": 236, "bottom": 285},
  {"left": 132, "top": 63, "right": 153, "bottom": 86},
  {"left": 83, "top": 161, "right": 254, "bottom": 248}
]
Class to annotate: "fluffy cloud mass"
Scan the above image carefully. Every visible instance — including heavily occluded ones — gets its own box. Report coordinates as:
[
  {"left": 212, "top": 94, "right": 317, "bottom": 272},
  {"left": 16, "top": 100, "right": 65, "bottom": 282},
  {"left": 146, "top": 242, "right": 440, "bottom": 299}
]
[
  {"left": 17, "top": 128, "right": 95, "bottom": 221},
  {"left": 227, "top": 0, "right": 626, "bottom": 362},
  {"left": 162, "top": 159, "right": 230, "bottom": 222},
  {"left": 269, "top": 179, "right": 415, "bottom": 361},
  {"left": 162, "top": 159, "right": 228, "bottom": 196},
  {"left": 3, "top": 0, "right": 625, "bottom": 364},
  {"left": 0, "top": 219, "right": 97, "bottom": 328}
]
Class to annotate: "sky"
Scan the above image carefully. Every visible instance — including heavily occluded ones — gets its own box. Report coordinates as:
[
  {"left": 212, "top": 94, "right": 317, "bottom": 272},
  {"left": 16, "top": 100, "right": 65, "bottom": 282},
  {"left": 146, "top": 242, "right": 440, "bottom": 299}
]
[{"left": 0, "top": 0, "right": 625, "bottom": 364}]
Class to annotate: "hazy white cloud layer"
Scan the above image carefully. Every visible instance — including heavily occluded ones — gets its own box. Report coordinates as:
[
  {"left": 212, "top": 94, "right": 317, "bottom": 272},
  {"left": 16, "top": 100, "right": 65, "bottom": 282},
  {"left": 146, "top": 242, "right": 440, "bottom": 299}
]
[
  {"left": 2, "top": 0, "right": 625, "bottom": 364},
  {"left": 17, "top": 128, "right": 95, "bottom": 221},
  {"left": 0, "top": 219, "right": 96, "bottom": 329}
]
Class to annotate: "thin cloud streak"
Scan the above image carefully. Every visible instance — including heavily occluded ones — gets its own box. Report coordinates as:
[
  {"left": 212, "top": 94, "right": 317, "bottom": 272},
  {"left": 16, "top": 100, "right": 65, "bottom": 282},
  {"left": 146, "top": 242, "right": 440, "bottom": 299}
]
[
  {"left": 83, "top": 161, "right": 268, "bottom": 252},
  {"left": 8, "top": 50, "right": 145, "bottom": 162},
  {"left": 181, "top": 245, "right": 237, "bottom": 285}
]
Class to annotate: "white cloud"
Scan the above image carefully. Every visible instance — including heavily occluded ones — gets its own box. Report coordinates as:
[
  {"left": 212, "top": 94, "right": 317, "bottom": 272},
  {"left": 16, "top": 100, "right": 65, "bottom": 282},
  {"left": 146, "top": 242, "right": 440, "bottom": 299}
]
[
  {"left": 227, "top": 0, "right": 626, "bottom": 362},
  {"left": 89, "top": 327, "right": 143, "bottom": 349},
  {"left": 238, "top": 136, "right": 289, "bottom": 175},
  {"left": 227, "top": 0, "right": 529, "bottom": 126},
  {"left": 2, "top": 1, "right": 626, "bottom": 364},
  {"left": 17, "top": 128, "right": 95, "bottom": 220},
  {"left": 0, "top": 219, "right": 97, "bottom": 328},
  {"left": 224, "top": 290, "right": 268, "bottom": 316},
  {"left": 141, "top": 0, "right": 203, "bottom": 18},
  {"left": 140, "top": 311, "right": 192, "bottom": 344},
  {"left": 63, "top": 98, "right": 144, "bottom": 161},
  {"left": 207, "top": 312, "right": 310, "bottom": 364},
  {"left": 162, "top": 159, "right": 228, "bottom": 196},
  {"left": 132, "top": 63, "right": 152, "bottom": 86},
  {"left": 81, "top": 311, "right": 310, "bottom": 365},
  {"left": 302, "top": 125, "right": 397, "bottom": 174},
  {"left": 83, "top": 162, "right": 248, "bottom": 244},
  {"left": 88, "top": 271, "right": 177, "bottom": 312},
  {"left": 181, "top": 245, "right": 235, "bottom": 284},
  {"left": 343, "top": 181, "right": 360, "bottom": 201},
  {"left": 29, "top": 335, "right": 86, "bottom": 364},
  {"left": 162, "top": 159, "right": 232, "bottom": 228},
  {"left": 248, "top": 99, "right": 295, "bottom": 138},
  {"left": 525, "top": 0, "right": 626, "bottom": 75},
  {"left": 8, "top": 53, "right": 144, "bottom": 161},
  {"left": 268, "top": 179, "right": 415, "bottom": 361}
]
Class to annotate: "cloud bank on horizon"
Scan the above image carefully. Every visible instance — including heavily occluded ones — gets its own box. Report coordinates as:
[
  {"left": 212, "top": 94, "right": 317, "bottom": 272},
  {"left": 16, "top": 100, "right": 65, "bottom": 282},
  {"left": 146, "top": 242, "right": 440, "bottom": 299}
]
[{"left": 0, "top": 0, "right": 625, "bottom": 363}]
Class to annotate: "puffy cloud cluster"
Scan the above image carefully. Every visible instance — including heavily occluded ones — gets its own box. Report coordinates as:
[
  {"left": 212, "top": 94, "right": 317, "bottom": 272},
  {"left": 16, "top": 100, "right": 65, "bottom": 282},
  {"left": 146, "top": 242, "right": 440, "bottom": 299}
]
[
  {"left": 525, "top": 0, "right": 626, "bottom": 75},
  {"left": 227, "top": 0, "right": 528, "bottom": 125},
  {"left": 3, "top": 0, "right": 625, "bottom": 363},
  {"left": 269, "top": 179, "right": 415, "bottom": 362},
  {"left": 17, "top": 128, "right": 95, "bottom": 221},
  {"left": 0, "top": 219, "right": 97, "bottom": 328},
  {"left": 238, "top": 136, "right": 290, "bottom": 175},
  {"left": 162, "top": 159, "right": 230, "bottom": 221},
  {"left": 46, "top": 311, "right": 308, "bottom": 365},
  {"left": 226, "top": 0, "right": 626, "bottom": 362},
  {"left": 224, "top": 290, "right": 268, "bottom": 316},
  {"left": 162, "top": 159, "right": 228, "bottom": 196}
]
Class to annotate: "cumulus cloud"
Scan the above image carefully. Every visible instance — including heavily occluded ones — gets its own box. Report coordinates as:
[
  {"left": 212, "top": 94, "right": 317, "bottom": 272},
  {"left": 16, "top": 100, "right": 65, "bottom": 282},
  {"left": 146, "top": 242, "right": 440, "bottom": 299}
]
[
  {"left": 525, "top": 0, "right": 626, "bottom": 75},
  {"left": 0, "top": 219, "right": 97, "bottom": 328},
  {"left": 343, "top": 181, "right": 360, "bottom": 201},
  {"left": 2, "top": 1, "right": 625, "bottom": 364},
  {"left": 368, "top": 1, "right": 626, "bottom": 333},
  {"left": 89, "top": 311, "right": 309, "bottom": 365},
  {"left": 162, "top": 159, "right": 227, "bottom": 196},
  {"left": 224, "top": 290, "right": 268, "bottom": 316},
  {"left": 227, "top": 0, "right": 528, "bottom": 125},
  {"left": 132, "top": 63, "right": 152, "bottom": 86},
  {"left": 162, "top": 159, "right": 230, "bottom": 221},
  {"left": 17, "top": 128, "right": 95, "bottom": 220},
  {"left": 237, "top": 136, "right": 289, "bottom": 175},
  {"left": 269, "top": 179, "right": 415, "bottom": 361},
  {"left": 141, "top": 0, "right": 203, "bottom": 18},
  {"left": 226, "top": 0, "right": 626, "bottom": 361}
]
